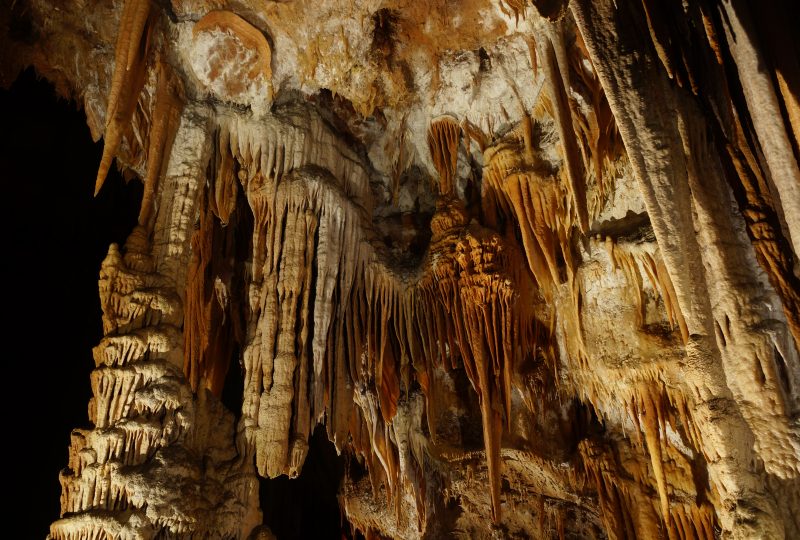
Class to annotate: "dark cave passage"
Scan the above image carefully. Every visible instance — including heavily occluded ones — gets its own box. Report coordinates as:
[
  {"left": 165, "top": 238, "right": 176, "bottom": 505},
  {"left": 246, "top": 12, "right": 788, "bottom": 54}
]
[
  {"left": 1, "top": 67, "right": 142, "bottom": 537},
  {"left": 259, "top": 424, "right": 349, "bottom": 540}
]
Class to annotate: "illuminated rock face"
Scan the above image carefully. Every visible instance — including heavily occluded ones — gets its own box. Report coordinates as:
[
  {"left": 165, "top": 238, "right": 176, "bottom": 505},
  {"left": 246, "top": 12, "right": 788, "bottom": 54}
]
[{"left": 2, "top": 0, "right": 799, "bottom": 538}]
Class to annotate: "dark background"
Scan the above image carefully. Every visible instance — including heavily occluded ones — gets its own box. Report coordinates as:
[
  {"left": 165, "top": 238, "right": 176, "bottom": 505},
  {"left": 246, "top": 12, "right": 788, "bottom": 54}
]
[
  {"left": 1, "top": 67, "right": 142, "bottom": 538},
  {"left": 1, "top": 68, "right": 348, "bottom": 539}
]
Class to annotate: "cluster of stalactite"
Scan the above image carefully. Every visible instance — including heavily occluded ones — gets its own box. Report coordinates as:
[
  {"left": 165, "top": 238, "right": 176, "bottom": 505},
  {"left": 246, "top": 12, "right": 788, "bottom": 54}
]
[
  {"left": 177, "top": 118, "right": 532, "bottom": 531},
  {"left": 476, "top": 80, "right": 725, "bottom": 538},
  {"left": 176, "top": 94, "right": 729, "bottom": 538},
  {"left": 573, "top": 378, "right": 722, "bottom": 540},
  {"left": 36, "top": 0, "right": 800, "bottom": 537},
  {"left": 565, "top": 3, "right": 800, "bottom": 537},
  {"left": 93, "top": 0, "right": 185, "bottom": 231},
  {"left": 580, "top": 0, "right": 800, "bottom": 349}
]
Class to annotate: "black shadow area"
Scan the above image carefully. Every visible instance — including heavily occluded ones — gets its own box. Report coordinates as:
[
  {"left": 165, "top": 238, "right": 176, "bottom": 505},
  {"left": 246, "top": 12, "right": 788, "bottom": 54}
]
[
  {"left": 0, "top": 67, "right": 141, "bottom": 537},
  {"left": 259, "top": 425, "right": 350, "bottom": 539}
]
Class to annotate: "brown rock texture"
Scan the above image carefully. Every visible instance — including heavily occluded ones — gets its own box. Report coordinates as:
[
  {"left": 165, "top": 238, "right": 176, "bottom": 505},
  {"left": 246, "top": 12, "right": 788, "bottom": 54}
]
[{"left": 1, "top": 0, "right": 799, "bottom": 537}]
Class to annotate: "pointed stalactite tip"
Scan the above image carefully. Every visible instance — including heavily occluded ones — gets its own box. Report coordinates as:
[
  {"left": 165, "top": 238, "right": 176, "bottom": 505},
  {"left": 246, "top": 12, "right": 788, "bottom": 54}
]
[{"left": 94, "top": 168, "right": 108, "bottom": 197}]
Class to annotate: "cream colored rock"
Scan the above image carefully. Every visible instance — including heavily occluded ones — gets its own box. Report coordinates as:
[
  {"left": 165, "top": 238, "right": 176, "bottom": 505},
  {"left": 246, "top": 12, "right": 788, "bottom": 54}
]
[{"left": 189, "top": 11, "right": 273, "bottom": 116}]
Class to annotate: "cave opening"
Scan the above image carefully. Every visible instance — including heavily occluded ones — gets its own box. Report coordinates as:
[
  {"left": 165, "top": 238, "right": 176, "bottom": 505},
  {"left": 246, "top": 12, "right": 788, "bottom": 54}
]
[
  {"left": 1, "top": 67, "right": 142, "bottom": 536},
  {"left": 259, "top": 424, "right": 352, "bottom": 539},
  {"left": 218, "top": 185, "right": 254, "bottom": 420}
]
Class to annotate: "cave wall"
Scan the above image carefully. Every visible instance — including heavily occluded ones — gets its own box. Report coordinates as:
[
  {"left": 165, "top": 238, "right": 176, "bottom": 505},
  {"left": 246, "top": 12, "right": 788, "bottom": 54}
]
[{"left": 1, "top": 0, "right": 799, "bottom": 538}]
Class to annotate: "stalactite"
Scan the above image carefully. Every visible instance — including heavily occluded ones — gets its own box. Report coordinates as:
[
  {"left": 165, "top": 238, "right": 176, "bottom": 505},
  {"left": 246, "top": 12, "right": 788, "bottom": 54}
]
[
  {"left": 95, "top": 0, "right": 154, "bottom": 195},
  {"left": 416, "top": 212, "right": 537, "bottom": 524},
  {"left": 539, "top": 26, "right": 589, "bottom": 233},
  {"left": 680, "top": 1, "right": 800, "bottom": 351},
  {"left": 138, "top": 61, "right": 184, "bottom": 226},
  {"left": 581, "top": 397, "right": 718, "bottom": 540},
  {"left": 718, "top": 1, "right": 800, "bottom": 259},
  {"left": 183, "top": 191, "right": 214, "bottom": 393},
  {"left": 483, "top": 134, "right": 574, "bottom": 301},
  {"left": 639, "top": 386, "right": 673, "bottom": 537},
  {"left": 569, "top": 2, "right": 796, "bottom": 534},
  {"left": 751, "top": 5, "right": 800, "bottom": 158},
  {"left": 609, "top": 239, "right": 688, "bottom": 342},
  {"left": 427, "top": 116, "right": 461, "bottom": 196},
  {"left": 215, "top": 103, "right": 549, "bottom": 529},
  {"left": 568, "top": 31, "right": 623, "bottom": 218}
]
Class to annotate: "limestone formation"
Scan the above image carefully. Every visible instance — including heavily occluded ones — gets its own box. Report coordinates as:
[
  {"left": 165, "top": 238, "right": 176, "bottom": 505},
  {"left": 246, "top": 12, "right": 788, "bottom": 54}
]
[{"left": 1, "top": 0, "right": 798, "bottom": 537}]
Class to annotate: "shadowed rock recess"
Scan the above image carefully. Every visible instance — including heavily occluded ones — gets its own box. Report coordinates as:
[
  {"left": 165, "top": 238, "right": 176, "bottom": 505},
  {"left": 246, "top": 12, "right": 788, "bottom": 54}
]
[{"left": 2, "top": 0, "right": 799, "bottom": 537}]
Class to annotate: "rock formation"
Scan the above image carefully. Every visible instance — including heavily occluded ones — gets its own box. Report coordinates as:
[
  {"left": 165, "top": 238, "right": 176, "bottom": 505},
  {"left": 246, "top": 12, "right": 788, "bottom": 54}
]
[{"left": 1, "top": 0, "right": 798, "bottom": 537}]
